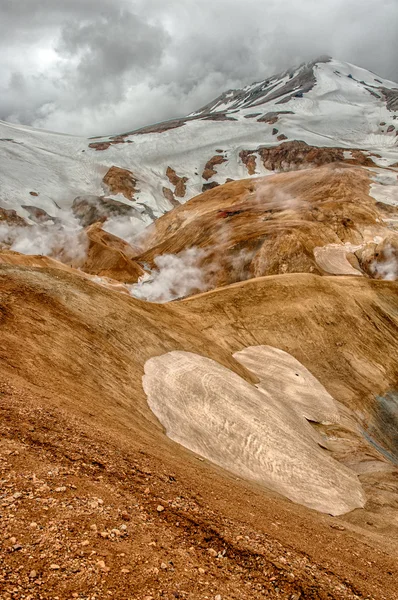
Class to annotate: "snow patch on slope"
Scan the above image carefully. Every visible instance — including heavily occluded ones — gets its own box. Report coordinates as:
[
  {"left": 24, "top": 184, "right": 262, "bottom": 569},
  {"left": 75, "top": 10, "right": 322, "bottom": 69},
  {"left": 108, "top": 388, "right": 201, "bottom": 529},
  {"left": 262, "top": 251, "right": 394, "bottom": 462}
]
[{"left": 143, "top": 350, "right": 365, "bottom": 515}]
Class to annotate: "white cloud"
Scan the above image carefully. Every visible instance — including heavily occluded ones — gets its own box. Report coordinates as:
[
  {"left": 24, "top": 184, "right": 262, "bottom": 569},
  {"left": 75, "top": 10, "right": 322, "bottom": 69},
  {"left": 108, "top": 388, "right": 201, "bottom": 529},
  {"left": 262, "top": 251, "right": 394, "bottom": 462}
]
[{"left": 0, "top": 0, "right": 397, "bottom": 135}]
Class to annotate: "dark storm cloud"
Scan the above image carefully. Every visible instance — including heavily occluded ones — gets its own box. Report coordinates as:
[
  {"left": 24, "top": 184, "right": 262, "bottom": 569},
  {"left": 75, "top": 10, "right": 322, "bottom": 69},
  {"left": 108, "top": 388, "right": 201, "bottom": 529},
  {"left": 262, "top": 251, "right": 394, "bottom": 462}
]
[
  {"left": 58, "top": 10, "right": 168, "bottom": 83},
  {"left": 0, "top": 0, "right": 397, "bottom": 135}
]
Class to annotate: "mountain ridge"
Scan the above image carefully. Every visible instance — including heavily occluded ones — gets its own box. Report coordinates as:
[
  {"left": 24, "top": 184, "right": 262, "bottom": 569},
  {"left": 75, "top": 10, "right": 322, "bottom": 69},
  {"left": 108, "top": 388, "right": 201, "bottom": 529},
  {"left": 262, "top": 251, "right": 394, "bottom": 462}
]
[{"left": 0, "top": 56, "right": 397, "bottom": 233}]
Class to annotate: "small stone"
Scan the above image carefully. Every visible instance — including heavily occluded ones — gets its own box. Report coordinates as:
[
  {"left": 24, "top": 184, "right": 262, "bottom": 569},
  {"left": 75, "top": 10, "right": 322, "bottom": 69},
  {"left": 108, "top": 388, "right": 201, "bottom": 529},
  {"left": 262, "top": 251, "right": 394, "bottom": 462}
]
[
  {"left": 198, "top": 568, "right": 205, "bottom": 574},
  {"left": 207, "top": 548, "right": 218, "bottom": 557},
  {"left": 29, "top": 570, "right": 38, "bottom": 579},
  {"left": 160, "top": 562, "right": 167, "bottom": 570},
  {"left": 13, "top": 492, "right": 22, "bottom": 499},
  {"left": 55, "top": 487, "right": 66, "bottom": 493},
  {"left": 29, "top": 522, "right": 38, "bottom": 529},
  {"left": 12, "top": 544, "right": 23, "bottom": 551},
  {"left": 81, "top": 540, "right": 90, "bottom": 546},
  {"left": 97, "top": 560, "right": 110, "bottom": 572},
  {"left": 121, "top": 567, "right": 130, "bottom": 574},
  {"left": 9, "top": 537, "right": 17, "bottom": 545},
  {"left": 215, "top": 595, "right": 222, "bottom": 600},
  {"left": 120, "top": 524, "right": 127, "bottom": 531},
  {"left": 49, "top": 564, "right": 60, "bottom": 570},
  {"left": 100, "top": 531, "right": 109, "bottom": 538},
  {"left": 157, "top": 505, "right": 165, "bottom": 513},
  {"left": 330, "top": 524, "right": 346, "bottom": 531}
]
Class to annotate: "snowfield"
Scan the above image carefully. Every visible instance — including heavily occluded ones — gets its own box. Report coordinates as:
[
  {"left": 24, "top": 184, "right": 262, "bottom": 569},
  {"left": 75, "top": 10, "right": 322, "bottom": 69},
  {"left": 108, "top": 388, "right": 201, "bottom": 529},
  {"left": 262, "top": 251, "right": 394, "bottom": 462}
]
[{"left": 1, "top": 57, "right": 397, "bottom": 227}]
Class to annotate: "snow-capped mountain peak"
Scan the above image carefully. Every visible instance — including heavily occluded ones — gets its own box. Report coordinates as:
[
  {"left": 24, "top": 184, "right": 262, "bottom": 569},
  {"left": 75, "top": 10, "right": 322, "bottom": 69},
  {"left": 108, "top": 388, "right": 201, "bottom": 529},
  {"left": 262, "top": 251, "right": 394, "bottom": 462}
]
[{"left": 0, "top": 57, "right": 397, "bottom": 229}]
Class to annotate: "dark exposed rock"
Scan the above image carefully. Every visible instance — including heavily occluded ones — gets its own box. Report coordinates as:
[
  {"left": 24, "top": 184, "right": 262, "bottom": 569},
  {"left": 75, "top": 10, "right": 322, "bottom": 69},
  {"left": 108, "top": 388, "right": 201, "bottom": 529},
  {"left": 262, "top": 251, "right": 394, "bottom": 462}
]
[
  {"left": 166, "top": 167, "right": 189, "bottom": 198},
  {"left": 239, "top": 150, "right": 257, "bottom": 175},
  {"left": 366, "top": 88, "right": 381, "bottom": 99},
  {"left": 194, "top": 57, "right": 331, "bottom": 115},
  {"left": 103, "top": 166, "right": 138, "bottom": 201},
  {"left": 202, "top": 156, "right": 228, "bottom": 181},
  {"left": 257, "top": 111, "right": 294, "bottom": 124},
  {"left": 122, "top": 118, "right": 187, "bottom": 136},
  {"left": 162, "top": 187, "right": 180, "bottom": 208},
  {"left": 255, "top": 140, "right": 376, "bottom": 172},
  {"left": 202, "top": 182, "right": 220, "bottom": 193},
  {"left": 380, "top": 88, "right": 398, "bottom": 112},
  {"left": 88, "top": 141, "right": 112, "bottom": 151},
  {"left": 0, "top": 207, "right": 28, "bottom": 227},
  {"left": 21, "top": 205, "right": 57, "bottom": 224},
  {"left": 72, "top": 195, "right": 140, "bottom": 227},
  {"left": 201, "top": 112, "right": 237, "bottom": 122}
]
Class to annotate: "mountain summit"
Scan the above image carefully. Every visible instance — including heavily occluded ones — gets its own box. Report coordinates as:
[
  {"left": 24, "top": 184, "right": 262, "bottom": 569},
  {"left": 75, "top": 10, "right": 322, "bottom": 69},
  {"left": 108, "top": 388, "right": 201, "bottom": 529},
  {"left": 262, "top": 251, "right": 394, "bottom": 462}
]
[{"left": 0, "top": 57, "right": 397, "bottom": 225}]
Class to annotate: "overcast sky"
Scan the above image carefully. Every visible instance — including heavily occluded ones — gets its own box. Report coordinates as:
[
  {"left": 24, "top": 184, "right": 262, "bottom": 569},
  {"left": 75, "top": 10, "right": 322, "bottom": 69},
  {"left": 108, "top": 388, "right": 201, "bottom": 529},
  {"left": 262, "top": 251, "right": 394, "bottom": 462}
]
[{"left": 0, "top": 0, "right": 397, "bottom": 136}]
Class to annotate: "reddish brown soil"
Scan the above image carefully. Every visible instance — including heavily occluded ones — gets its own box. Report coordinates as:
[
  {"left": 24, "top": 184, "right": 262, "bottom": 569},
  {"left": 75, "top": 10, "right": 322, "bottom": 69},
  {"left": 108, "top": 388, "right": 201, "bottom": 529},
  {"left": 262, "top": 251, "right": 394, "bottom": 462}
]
[{"left": 0, "top": 263, "right": 398, "bottom": 599}]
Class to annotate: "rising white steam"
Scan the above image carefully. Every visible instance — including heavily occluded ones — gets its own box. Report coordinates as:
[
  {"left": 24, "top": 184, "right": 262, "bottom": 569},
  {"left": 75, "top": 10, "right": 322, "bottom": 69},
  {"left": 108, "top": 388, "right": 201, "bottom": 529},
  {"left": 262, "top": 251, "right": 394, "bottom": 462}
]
[
  {"left": 371, "top": 244, "right": 398, "bottom": 281},
  {"left": 102, "top": 215, "right": 150, "bottom": 249},
  {"left": 0, "top": 217, "right": 87, "bottom": 265},
  {"left": 129, "top": 248, "right": 208, "bottom": 302}
]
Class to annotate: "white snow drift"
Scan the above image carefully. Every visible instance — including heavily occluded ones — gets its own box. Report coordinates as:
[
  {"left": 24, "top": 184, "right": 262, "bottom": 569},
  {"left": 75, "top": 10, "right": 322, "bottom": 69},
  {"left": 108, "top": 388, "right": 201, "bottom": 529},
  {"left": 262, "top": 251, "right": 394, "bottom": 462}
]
[{"left": 143, "top": 349, "right": 365, "bottom": 515}]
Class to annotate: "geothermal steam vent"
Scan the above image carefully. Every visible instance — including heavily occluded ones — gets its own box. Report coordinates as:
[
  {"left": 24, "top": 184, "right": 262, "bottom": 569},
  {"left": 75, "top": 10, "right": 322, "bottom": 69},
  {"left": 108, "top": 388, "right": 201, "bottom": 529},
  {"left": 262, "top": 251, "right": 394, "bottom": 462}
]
[{"left": 143, "top": 349, "right": 365, "bottom": 515}]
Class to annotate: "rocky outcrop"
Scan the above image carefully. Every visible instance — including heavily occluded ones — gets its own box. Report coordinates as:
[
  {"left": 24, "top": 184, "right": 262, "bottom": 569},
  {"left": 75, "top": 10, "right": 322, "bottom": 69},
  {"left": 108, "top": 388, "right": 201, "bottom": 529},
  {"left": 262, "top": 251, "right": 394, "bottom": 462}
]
[
  {"left": 380, "top": 87, "right": 398, "bottom": 112},
  {"left": 0, "top": 207, "right": 27, "bottom": 227},
  {"left": 88, "top": 135, "right": 132, "bottom": 151},
  {"left": 202, "top": 155, "right": 227, "bottom": 180},
  {"left": 21, "top": 205, "right": 57, "bottom": 224},
  {"left": 162, "top": 187, "right": 180, "bottom": 208},
  {"left": 72, "top": 195, "right": 140, "bottom": 227},
  {"left": 103, "top": 166, "right": 138, "bottom": 201},
  {"left": 256, "top": 141, "right": 376, "bottom": 171},
  {"left": 88, "top": 141, "right": 112, "bottom": 151},
  {"left": 257, "top": 111, "right": 294, "bottom": 124},
  {"left": 166, "top": 167, "right": 189, "bottom": 198},
  {"left": 202, "top": 182, "right": 220, "bottom": 193},
  {"left": 239, "top": 150, "right": 257, "bottom": 175}
]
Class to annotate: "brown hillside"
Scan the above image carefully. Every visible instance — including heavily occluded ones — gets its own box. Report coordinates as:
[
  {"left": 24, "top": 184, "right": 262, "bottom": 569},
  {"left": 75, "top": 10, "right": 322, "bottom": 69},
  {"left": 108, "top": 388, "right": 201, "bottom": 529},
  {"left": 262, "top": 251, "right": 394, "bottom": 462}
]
[
  {"left": 0, "top": 258, "right": 398, "bottom": 598},
  {"left": 134, "top": 163, "right": 391, "bottom": 289}
]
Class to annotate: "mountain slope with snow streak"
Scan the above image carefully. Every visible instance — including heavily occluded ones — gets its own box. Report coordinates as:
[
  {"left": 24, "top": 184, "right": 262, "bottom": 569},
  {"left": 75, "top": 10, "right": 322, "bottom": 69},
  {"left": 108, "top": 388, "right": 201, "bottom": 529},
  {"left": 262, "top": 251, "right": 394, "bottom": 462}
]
[{"left": 1, "top": 57, "right": 397, "bottom": 229}]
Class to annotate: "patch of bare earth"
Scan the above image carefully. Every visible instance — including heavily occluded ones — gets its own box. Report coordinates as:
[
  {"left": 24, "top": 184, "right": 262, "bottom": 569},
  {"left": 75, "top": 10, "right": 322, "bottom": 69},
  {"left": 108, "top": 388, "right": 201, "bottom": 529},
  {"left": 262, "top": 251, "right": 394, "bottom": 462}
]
[
  {"left": 103, "top": 167, "right": 139, "bottom": 201},
  {"left": 0, "top": 261, "right": 397, "bottom": 598}
]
